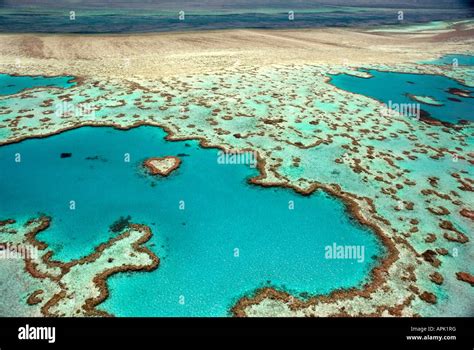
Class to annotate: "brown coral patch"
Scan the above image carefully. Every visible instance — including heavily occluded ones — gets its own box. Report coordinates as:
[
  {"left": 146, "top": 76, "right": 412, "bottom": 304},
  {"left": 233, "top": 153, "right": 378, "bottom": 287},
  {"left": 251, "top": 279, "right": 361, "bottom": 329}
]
[
  {"left": 429, "top": 272, "right": 444, "bottom": 285},
  {"left": 460, "top": 208, "right": 474, "bottom": 220},
  {"left": 27, "top": 290, "right": 44, "bottom": 305},
  {"left": 419, "top": 291, "right": 437, "bottom": 304},
  {"left": 455, "top": 272, "right": 474, "bottom": 286}
]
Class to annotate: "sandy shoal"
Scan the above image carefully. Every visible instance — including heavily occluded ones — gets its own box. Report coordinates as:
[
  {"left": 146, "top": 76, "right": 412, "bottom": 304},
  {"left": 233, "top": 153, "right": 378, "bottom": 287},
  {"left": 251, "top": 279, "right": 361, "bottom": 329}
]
[{"left": 0, "top": 25, "right": 473, "bottom": 79}]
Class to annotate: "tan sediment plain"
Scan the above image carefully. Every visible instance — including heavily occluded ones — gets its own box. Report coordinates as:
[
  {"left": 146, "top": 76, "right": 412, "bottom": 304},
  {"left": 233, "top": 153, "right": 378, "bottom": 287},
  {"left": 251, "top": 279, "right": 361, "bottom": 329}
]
[{"left": 0, "top": 21, "right": 473, "bottom": 79}]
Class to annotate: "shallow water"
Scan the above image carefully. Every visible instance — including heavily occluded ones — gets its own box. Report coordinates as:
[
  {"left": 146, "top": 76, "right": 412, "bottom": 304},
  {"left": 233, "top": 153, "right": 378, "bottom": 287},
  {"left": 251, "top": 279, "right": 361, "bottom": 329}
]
[{"left": 0, "top": 125, "right": 382, "bottom": 316}]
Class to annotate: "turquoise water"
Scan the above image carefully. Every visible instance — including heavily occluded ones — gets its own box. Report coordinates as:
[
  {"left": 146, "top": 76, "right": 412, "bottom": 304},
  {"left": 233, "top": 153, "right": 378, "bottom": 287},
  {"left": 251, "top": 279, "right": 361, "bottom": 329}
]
[
  {"left": 0, "top": 73, "right": 75, "bottom": 95},
  {"left": 0, "top": 126, "right": 382, "bottom": 316},
  {"left": 420, "top": 54, "right": 474, "bottom": 66},
  {"left": 329, "top": 69, "right": 474, "bottom": 124}
]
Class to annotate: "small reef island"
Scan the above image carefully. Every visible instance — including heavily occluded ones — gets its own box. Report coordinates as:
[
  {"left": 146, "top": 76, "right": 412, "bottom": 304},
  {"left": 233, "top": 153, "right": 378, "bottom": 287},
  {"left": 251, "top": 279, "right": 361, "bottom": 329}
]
[
  {"left": 0, "top": 1, "right": 473, "bottom": 318},
  {"left": 143, "top": 156, "right": 181, "bottom": 176}
]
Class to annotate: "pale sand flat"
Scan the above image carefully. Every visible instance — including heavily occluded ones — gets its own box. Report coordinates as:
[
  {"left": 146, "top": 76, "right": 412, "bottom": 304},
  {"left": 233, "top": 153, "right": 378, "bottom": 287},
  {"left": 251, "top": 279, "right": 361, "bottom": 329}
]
[{"left": 0, "top": 24, "right": 472, "bottom": 79}]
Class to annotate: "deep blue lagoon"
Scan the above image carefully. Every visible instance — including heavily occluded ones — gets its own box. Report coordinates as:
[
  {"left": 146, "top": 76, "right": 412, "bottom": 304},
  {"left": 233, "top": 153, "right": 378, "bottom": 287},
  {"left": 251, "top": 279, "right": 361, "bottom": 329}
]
[
  {"left": 329, "top": 69, "right": 474, "bottom": 124},
  {"left": 0, "top": 74, "right": 76, "bottom": 95},
  {"left": 0, "top": 126, "right": 382, "bottom": 316}
]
